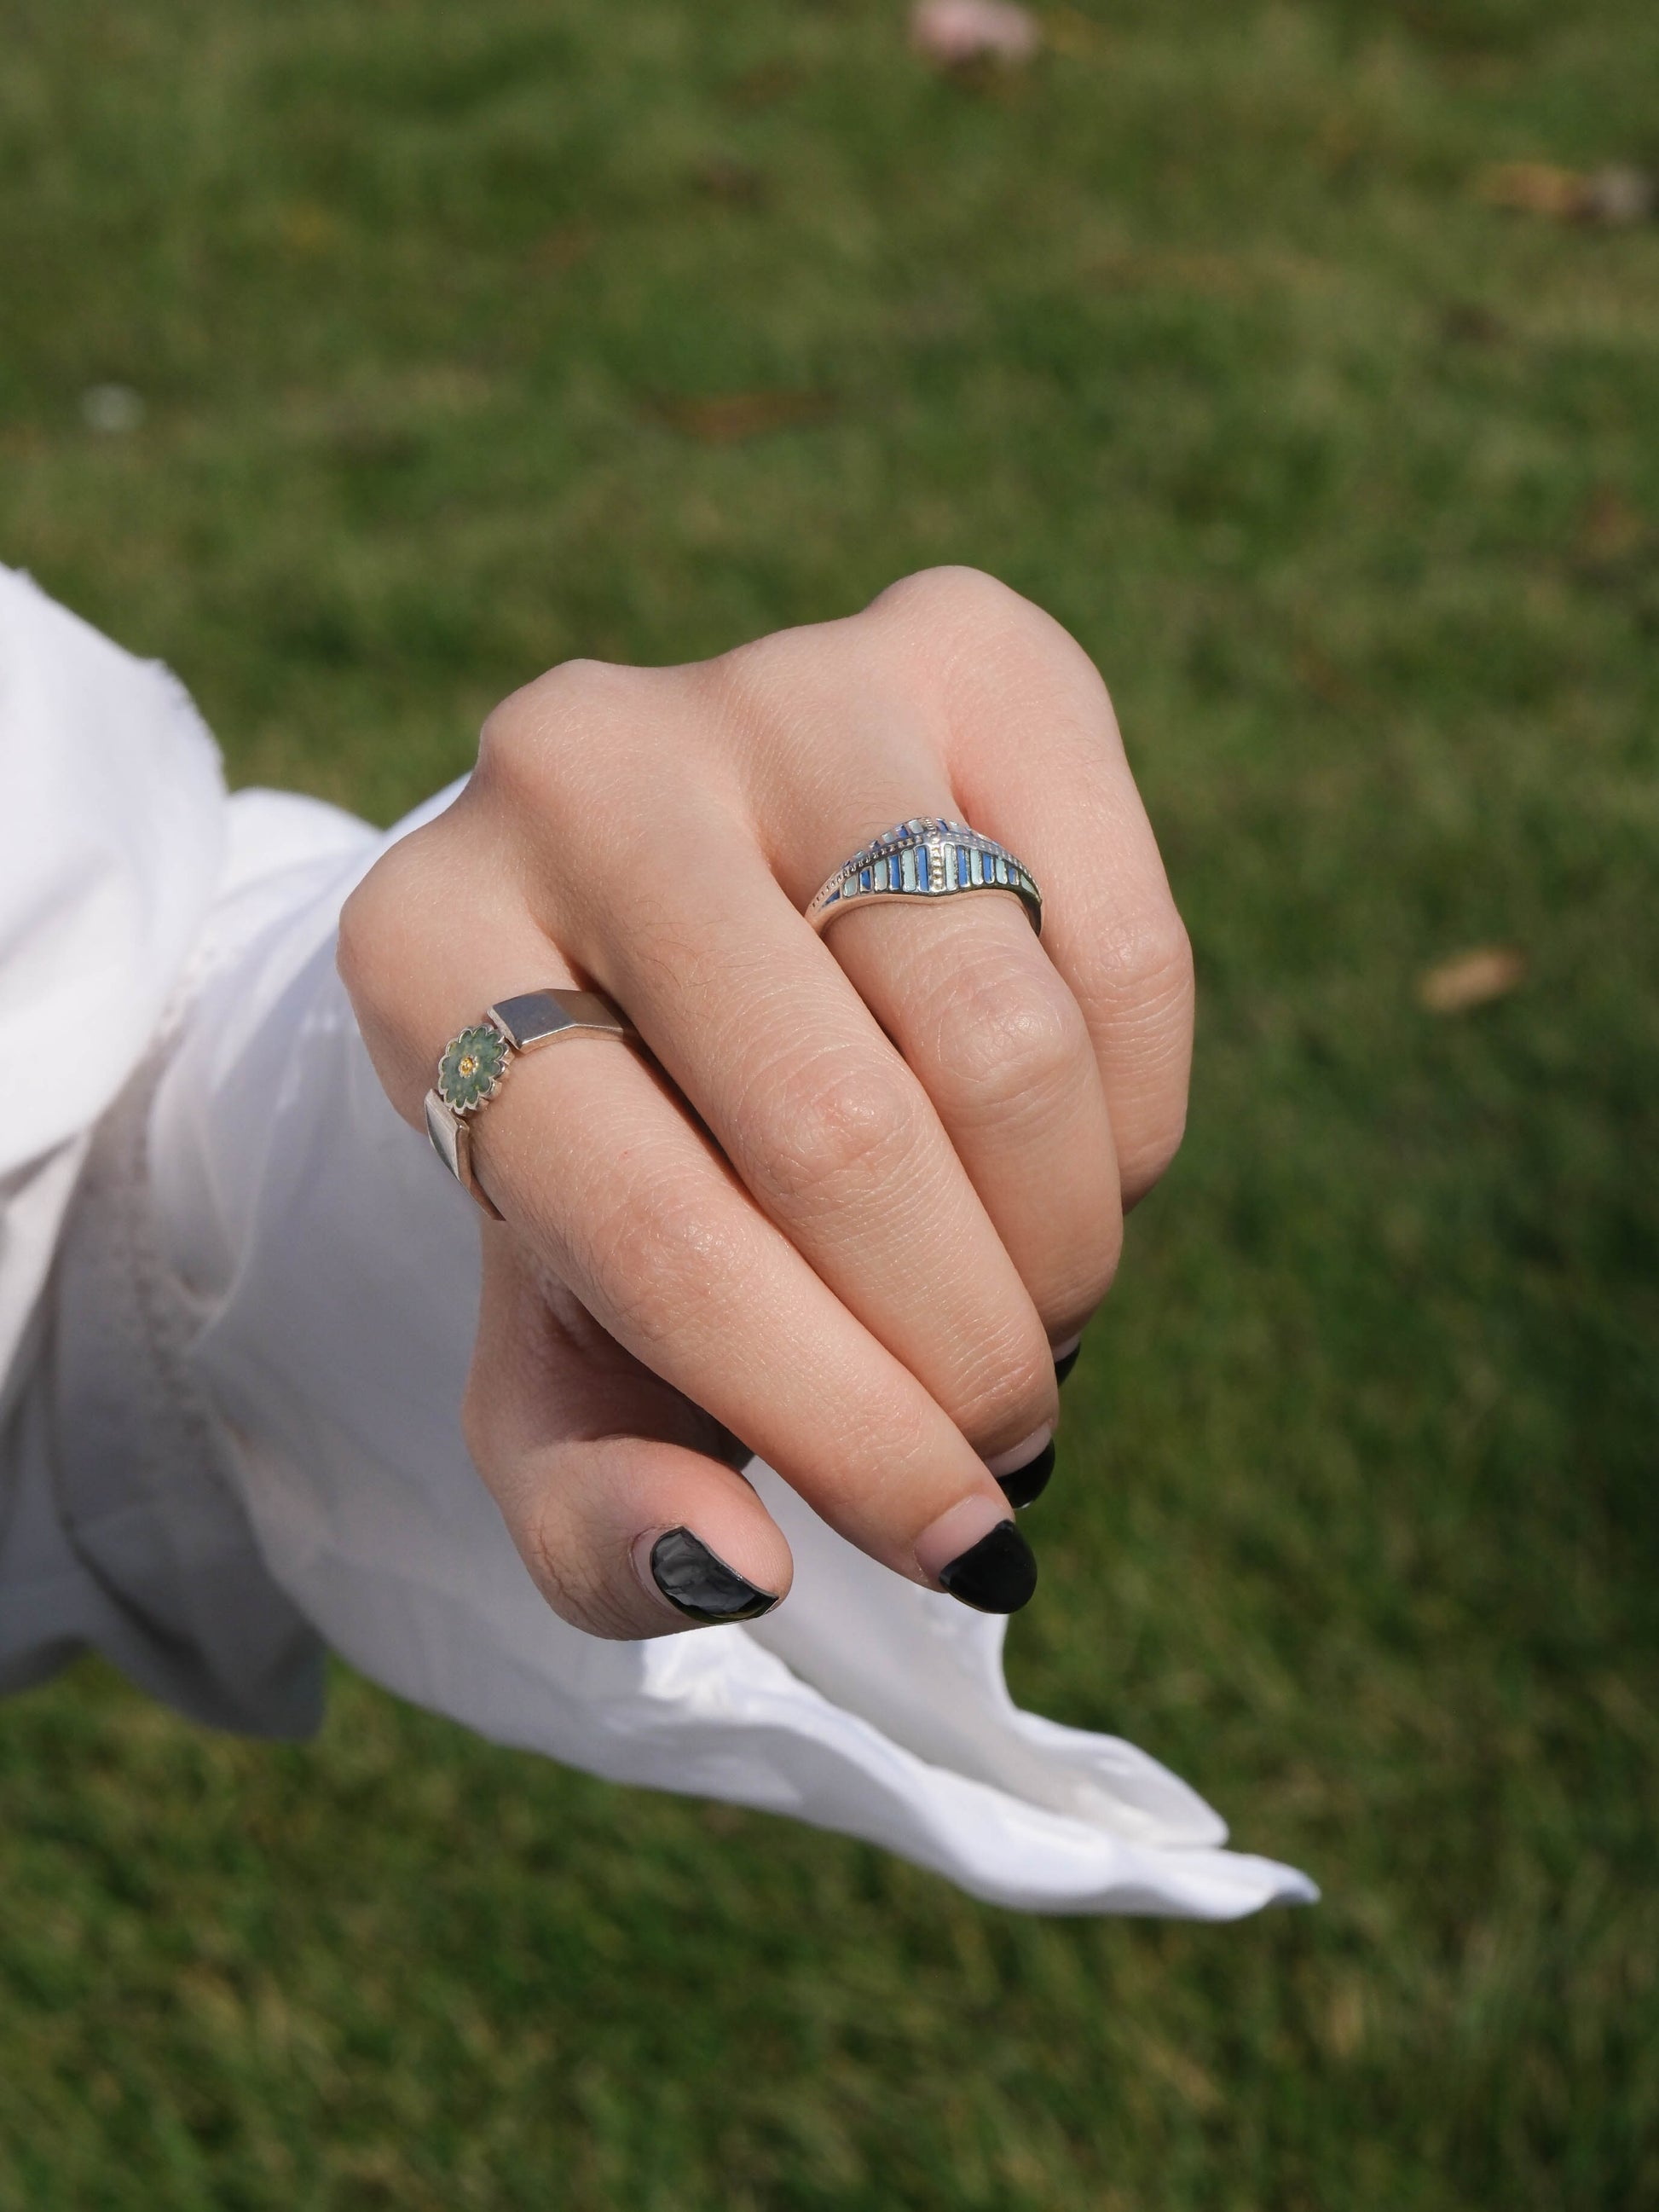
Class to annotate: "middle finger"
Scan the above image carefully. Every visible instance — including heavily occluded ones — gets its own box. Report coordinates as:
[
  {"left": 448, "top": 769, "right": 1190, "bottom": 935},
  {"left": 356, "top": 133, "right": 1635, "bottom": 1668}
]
[
  {"left": 533, "top": 786, "right": 1062, "bottom": 1479},
  {"left": 806, "top": 876, "right": 1122, "bottom": 1366}
]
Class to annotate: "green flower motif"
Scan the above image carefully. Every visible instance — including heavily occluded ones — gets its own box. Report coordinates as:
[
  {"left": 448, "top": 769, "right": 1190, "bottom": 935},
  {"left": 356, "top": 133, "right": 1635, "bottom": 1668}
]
[{"left": 438, "top": 1025, "right": 510, "bottom": 1113}]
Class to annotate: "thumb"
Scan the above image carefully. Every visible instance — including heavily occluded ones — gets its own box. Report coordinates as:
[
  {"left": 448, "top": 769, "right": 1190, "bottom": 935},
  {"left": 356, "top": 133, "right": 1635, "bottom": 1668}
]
[{"left": 462, "top": 1225, "right": 795, "bottom": 1639}]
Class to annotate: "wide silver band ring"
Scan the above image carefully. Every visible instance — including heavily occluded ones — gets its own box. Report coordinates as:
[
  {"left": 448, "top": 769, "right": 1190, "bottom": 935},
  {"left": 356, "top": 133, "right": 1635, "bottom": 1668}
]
[
  {"left": 424, "top": 987, "right": 636, "bottom": 1220},
  {"left": 806, "top": 816, "right": 1042, "bottom": 937}
]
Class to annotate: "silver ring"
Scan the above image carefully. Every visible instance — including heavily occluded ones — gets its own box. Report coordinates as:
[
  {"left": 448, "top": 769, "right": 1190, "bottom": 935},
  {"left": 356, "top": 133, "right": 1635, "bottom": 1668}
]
[
  {"left": 424, "top": 987, "right": 635, "bottom": 1220},
  {"left": 806, "top": 817, "right": 1042, "bottom": 937}
]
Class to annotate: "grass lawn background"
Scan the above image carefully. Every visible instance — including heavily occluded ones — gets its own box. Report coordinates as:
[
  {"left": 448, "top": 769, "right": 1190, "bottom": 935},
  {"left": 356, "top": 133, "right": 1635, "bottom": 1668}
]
[{"left": 2, "top": 1, "right": 1656, "bottom": 2204}]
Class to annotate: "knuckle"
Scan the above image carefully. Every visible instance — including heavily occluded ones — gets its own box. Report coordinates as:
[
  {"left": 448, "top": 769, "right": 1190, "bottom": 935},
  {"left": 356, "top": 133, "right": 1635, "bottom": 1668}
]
[
  {"left": 953, "top": 1339, "right": 1062, "bottom": 1456},
  {"left": 944, "top": 956, "right": 1091, "bottom": 1129},
  {"left": 518, "top": 1497, "right": 634, "bottom": 1638},
  {"left": 875, "top": 564, "right": 1023, "bottom": 630},
  {"left": 477, "top": 658, "right": 648, "bottom": 809},
  {"left": 870, "top": 566, "right": 1104, "bottom": 699},
  {"left": 748, "top": 1048, "right": 921, "bottom": 1212},
  {"left": 865, "top": 566, "right": 1029, "bottom": 682},
  {"left": 1095, "top": 906, "right": 1195, "bottom": 1016},
  {"left": 335, "top": 831, "right": 436, "bottom": 1022},
  {"left": 848, "top": 1394, "right": 939, "bottom": 1486},
  {"left": 461, "top": 1368, "right": 647, "bottom": 1642},
  {"left": 580, "top": 1162, "right": 744, "bottom": 1356}
]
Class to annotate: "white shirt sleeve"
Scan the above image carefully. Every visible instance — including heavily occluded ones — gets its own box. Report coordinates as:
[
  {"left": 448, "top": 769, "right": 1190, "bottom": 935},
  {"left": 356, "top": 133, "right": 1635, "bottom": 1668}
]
[
  {"left": 0, "top": 570, "right": 222, "bottom": 1398},
  {"left": 0, "top": 568, "right": 1313, "bottom": 1918}
]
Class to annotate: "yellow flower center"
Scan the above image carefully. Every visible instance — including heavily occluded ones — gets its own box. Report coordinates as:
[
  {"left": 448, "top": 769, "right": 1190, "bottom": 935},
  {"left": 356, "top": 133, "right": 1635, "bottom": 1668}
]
[{"left": 458, "top": 1055, "right": 477, "bottom": 1078}]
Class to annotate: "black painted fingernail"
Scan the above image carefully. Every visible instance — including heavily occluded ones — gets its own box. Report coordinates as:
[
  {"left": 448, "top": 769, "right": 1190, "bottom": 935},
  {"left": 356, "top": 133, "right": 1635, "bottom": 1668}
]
[
  {"left": 648, "top": 1527, "right": 780, "bottom": 1624},
  {"left": 994, "top": 1438, "right": 1055, "bottom": 1510},
  {"left": 938, "top": 1519, "right": 1038, "bottom": 1613},
  {"left": 1054, "top": 1341, "right": 1082, "bottom": 1385}
]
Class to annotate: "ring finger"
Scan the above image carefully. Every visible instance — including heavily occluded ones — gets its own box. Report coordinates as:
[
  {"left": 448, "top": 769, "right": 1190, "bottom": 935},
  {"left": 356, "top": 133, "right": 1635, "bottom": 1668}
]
[{"left": 799, "top": 860, "right": 1122, "bottom": 1368}]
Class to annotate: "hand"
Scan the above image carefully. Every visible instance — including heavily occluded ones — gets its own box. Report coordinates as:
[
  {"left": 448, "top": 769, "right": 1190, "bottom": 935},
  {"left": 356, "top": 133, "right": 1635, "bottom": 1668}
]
[{"left": 338, "top": 568, "right": 1193, "bottom": 1637}]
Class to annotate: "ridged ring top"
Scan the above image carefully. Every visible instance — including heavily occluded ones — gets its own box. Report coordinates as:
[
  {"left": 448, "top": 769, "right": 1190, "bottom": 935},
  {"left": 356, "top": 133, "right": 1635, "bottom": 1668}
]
[{"left": 806, "top": 817, "right": 1042, "bottom": 936}]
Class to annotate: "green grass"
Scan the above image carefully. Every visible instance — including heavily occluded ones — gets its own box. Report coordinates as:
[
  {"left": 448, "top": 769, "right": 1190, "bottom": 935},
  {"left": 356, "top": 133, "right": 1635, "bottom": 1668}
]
[{"left": 3, "top": 1, "right": 1657, "bottom": 2204}]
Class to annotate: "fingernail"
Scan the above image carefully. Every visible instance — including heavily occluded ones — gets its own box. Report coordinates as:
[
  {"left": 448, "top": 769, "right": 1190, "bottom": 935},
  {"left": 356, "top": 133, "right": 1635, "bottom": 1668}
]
[
  {"left": 939, "top": 1520, "right": 1038, "bottom": 1614},
  {"left": 915, "top": 1497, "right": 1038, "bottom": 1612},
  {"left": 638, "top": 1527, "right": 780, "bottom": 1625},
  {"left": 993, "top": 1437, "right": 1055, "bottom": 1510},
  {"left": 984, "top": 1426, "right": 1053, "bottom": 1479},
  {"left": 1053, "top": 1334, "right": 1083, "bottom": 1385},
  {"left": 986, "top": 1426, "right": 1056, "bottom": 1508}
]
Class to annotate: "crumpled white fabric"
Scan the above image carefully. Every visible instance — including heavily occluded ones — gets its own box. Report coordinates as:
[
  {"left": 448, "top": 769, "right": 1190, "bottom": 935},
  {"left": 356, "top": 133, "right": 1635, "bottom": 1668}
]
[{"left": 0, "top": 565, "right": 1315, "bottom": 1918}]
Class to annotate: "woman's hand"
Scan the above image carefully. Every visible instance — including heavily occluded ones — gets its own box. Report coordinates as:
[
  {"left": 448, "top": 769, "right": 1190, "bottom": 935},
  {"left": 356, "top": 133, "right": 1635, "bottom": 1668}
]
[{"left": 337, "top": 568, "right": 1193, "bottom": 1636}]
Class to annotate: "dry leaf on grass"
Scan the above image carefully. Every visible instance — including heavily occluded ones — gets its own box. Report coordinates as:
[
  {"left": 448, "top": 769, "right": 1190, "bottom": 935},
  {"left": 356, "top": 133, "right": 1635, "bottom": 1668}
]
[
  {"left": 722, "top": 60, "right": 805, "bottom": 110},
  {"left": 910, "top": 1, "right": 1041, "bottom": 68},
  {"left": 1418, "top": 947, "right": 1527, "bottom": 1015},
  {"left": 691, "top": 155, "right": 766, "bottom": 207},
  {"left": 1440, "top": 301, "right": 1508, "bottom": 347},
  {"left": 529, "top": 222, "right": 595, "bottom": 275},
  {"left": 1475, "top": 160, "right": 1656, "bottom": 226},
  {"left": 651, "top": 391, "right": 837, "bottom": 443},
  {"left": 1575, "top": 486, "right": 1648, "bottom": 567},
  {"left": 1477, "top": 160, "right": 1586, "bottom": 218}
]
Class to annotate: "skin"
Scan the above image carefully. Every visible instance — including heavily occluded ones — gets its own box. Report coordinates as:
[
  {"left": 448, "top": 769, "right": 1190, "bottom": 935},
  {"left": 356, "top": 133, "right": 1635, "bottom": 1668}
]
[{"left": 338, "top": 567, "right": 1194, "bottom": 1638}]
